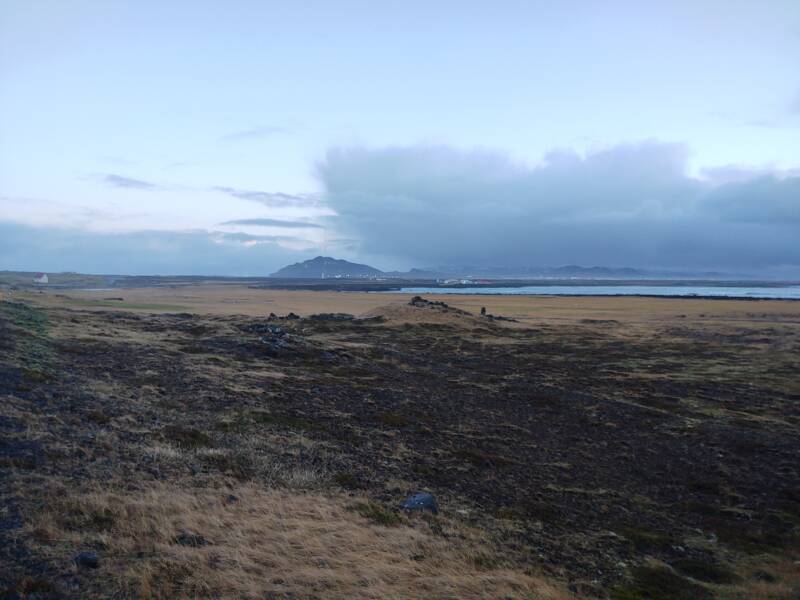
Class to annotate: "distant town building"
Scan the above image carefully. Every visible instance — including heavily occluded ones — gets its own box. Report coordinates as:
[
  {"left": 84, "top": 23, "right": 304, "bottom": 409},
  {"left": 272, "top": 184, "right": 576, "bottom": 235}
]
[{"left": 33, "top": 273, "right": 48, "bottom": 284}]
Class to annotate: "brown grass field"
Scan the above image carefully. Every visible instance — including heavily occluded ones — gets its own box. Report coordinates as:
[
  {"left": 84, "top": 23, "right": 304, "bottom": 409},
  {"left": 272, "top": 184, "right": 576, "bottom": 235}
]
[
  {"left": 1, "top": 286, "right": 799, "bottom": 599},
  {"left": 27, "top": 284, "right": 800, "bottom": 323}
]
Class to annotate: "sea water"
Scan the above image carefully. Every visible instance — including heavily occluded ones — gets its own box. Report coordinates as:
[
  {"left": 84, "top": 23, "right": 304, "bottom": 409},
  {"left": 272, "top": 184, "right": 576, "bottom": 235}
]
[{"left": 392, "top": 285, "right": 800, "bottom": 299}]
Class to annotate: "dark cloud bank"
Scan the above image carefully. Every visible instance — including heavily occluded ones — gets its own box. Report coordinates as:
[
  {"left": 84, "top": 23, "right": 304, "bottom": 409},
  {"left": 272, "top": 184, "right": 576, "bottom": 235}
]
[{"left": 318, "top": 142, "right": 800, "bottom": 276}]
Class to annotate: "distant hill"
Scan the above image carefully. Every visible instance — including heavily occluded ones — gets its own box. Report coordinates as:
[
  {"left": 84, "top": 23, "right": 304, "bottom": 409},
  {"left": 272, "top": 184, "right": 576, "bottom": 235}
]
[
  {"left": 270, "top": 256, "right": 383, "bottom": 278},
  {"left": 269, "top": 257, "right": 747, "bottom": 281},
  {"left": 384, "top": 265, "right": 652, "bottom": 279},
  {"left": 383, "top": 267, "right": 442, "bottom": 279}
]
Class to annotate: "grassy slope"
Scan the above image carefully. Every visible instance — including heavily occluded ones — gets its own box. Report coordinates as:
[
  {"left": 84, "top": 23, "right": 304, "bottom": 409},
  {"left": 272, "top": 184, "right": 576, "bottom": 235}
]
[{"left": 1, "top": 292, "right": 799, "bottom": 599}]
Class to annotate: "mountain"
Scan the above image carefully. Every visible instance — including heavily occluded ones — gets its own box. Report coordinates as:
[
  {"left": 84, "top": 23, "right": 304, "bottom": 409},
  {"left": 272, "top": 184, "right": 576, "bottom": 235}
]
[
  {"left": 270, "top": 256, "right": 384, "bottom": 278},
  {"left": 271, "top": 257, "right": 741, "bottom": 281}
]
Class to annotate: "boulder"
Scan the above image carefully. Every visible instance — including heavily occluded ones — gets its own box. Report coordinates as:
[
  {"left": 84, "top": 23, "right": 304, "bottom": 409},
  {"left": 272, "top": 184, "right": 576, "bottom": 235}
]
[{"left": 73, "top": 551, "right": 99, "bottom": 569}]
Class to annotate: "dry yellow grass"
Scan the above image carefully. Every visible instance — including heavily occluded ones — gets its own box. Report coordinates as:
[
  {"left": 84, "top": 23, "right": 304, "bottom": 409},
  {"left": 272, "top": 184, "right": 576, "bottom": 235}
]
[
  {"left": 20, "top": 284, "right": 800, "bottom": 326},
  {"left": 31, "top": 484, "right": 571, "bottom": 600}
]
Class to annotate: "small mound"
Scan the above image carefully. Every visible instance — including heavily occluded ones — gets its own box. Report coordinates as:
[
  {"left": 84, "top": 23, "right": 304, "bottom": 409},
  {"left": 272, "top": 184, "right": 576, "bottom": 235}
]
[{"left": 363, "top": 298, "right": 486, "bottom": 326}]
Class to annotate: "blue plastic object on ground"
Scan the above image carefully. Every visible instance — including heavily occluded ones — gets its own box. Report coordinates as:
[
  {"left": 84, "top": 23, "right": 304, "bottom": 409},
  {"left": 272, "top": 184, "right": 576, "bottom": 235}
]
[{"left": 401, "top": 492, "right": 438, "bottom": 514}]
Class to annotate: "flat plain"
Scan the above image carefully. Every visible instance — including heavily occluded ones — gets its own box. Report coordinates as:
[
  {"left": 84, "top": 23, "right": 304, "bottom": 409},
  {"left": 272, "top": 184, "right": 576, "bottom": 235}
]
[{"left": 1, "top": 286, "right": 799, "bottom": 599}]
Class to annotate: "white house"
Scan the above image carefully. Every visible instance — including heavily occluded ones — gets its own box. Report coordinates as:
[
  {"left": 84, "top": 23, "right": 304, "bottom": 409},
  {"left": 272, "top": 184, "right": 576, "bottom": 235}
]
[{"left": 33, "top": 273, "right": 48, "bottom": 284}]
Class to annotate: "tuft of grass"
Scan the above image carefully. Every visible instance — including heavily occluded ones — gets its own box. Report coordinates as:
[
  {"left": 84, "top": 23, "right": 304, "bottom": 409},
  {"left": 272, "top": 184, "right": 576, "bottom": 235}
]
[
  {"left": 356, "top": 500, "right": 403, "bottom": 526},
  {"left": 468, "top": 550, "right": 502, "bottom": 570},
  {"left": 333, "top": 471, "right": 362, "bottom": 489},
  {"left": 162, "top": 425, "right": 213, "bottom": 449},
  {"left": 198, "top": 450, "right": 255, "bottom": 480}
]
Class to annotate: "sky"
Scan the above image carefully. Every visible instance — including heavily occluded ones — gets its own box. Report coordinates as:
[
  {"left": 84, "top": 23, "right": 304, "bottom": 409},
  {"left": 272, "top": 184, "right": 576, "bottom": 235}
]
[{"left": 1, "top": 0, "right": 799, "bottom": 276}]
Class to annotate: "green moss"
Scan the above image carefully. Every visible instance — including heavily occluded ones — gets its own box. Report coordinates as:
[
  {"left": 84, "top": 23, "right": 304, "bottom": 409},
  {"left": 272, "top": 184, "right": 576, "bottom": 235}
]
[
  {"left": 712, "top": 518, "right": 793, "bottom": 553},
  {"left": 670, "top": 558, "right": 739, "bottom": 584},
  {"left": 611, "top": 566, "right": 712, "bottom": 600},
  {"left": 20, "top": 368, "right": 51, "bottom": 383},
  {"left": 617, "top": 526, "right": 678, "bottom": 553},
  {"left": 3, "top": 301, "right": 49, "bottom": 335},
  {"left": 411, "top": 461, "right": 434, "bottom": 476},
  {"left": 1, "top": 301, "right": 53, "bottom": 373}
]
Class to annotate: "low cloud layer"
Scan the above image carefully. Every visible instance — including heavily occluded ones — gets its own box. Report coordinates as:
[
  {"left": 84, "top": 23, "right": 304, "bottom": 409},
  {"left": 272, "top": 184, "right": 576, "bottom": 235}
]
[
  {"left": 213, "top": 187, "right": 318, "bottom": 208},
  {"left": 0, "top": 223, "right": 304, "bottom": 276},
  {"left": 220, "top": 218, "right": 322, "bottom": 229},
  {"left": 318, "top": 143, "right": 800, "bottom": 274}
]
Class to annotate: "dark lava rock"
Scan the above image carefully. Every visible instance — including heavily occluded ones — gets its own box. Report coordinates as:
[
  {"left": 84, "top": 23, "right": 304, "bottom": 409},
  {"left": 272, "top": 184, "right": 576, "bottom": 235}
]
[
  {"left": 73, "top": 551, "right": 99, "bottom": 569},
  {"left": 173, "top": 531, "right": 208, "bottom": 547},
  {"left": 409, "top": 296, "right": 448, "bottom": 308},
  {"left": 242, "top": 323, "right": 285, "bottom": 336},
  {"left": 261, "top": 336, "right": 290, "bottom": 353},
  {"left": 310, "top": 313, "right": 355, "bottom": 321},
  {"left": 408, "top": 296, "right": 469, "bottom": 315},
  {"left": 401, "top": 492, "right": 438, "bottom": 514},
  {"left": 486, "top": 314, "right": 517, "bottom": 322},
  {"left": 265, "top": 312, "right": 300, "bottom": 321}
]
